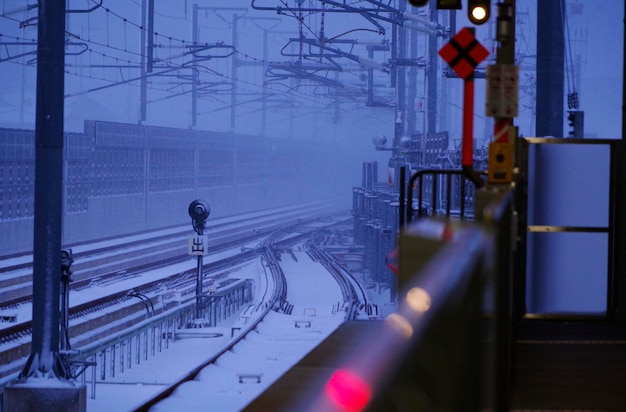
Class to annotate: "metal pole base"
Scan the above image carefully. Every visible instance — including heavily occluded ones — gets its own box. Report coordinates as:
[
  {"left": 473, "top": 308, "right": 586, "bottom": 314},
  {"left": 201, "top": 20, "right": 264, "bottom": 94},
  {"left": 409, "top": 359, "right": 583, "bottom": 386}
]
[{"left": 3, "top": 381, "right": 86, "bottom": 412}]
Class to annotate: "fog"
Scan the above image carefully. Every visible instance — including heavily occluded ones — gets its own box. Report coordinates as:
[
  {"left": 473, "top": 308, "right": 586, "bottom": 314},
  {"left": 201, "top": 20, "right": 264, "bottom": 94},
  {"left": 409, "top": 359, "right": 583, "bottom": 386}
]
[{"left": 1, "top": 0, "right": 399, "bottom": 166}]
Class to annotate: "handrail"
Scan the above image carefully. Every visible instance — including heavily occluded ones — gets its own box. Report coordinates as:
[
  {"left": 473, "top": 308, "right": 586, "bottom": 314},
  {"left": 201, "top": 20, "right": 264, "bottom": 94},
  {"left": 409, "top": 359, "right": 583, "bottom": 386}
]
[
  {"left": 404, "top": 168, "right": 487, "bottom": 226},
  {"left": 247, "top": 187, "right": 516, "bottom": 410},
  {"left": 0, "top": 300, "right": 199, "bottom": 401},
  {"left": 481, "top": 189, "right": 513, "bottom": 223},
  {"left": 68, "top": 300, "right": 195, "bottom": 363},
  {"left": 477, "top": 188, "right": 515, "bottom": 411},
  {"left": 288, "top": 226, "right": 491, "bottom": 411}
]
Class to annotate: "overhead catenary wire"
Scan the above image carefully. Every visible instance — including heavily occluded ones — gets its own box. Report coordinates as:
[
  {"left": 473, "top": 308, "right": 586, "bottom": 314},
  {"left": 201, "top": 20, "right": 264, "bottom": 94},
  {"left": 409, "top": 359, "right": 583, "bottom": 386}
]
[{"left": 0, "top": 0, "right": 410, "bottom": 125}]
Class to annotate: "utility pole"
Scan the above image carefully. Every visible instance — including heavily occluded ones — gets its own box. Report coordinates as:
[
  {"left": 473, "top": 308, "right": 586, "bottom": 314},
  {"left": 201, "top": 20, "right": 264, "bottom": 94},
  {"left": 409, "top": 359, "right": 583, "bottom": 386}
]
[
  {"left": 536, "top": 0, "right": 564, "bottom": 137},
  {"left": 189, "top": 7, "right": 246, "bottom": 130},
  {"left": 4, "top": 0, "right": 86, "bottom": 409},
  {"left": 407, "top": 27, "right": 418, "bottom": 135},
  {"left": 427, "top": 0, "right": 438, "bottom": 133},
  {"left": 191, "top": 3, "right": 198, "bottom": 128},
  {"left": 230, "top": 13, "right": 240, "bottom": 130},
  {"left": 394, "top": 0, "right": 407, "bottom": 146},
  {"left": 261, "top": 28, "right": 269, "bottom": 133},
  {"left": 139, "top": 0, "right": 148, "bottom": 123}
]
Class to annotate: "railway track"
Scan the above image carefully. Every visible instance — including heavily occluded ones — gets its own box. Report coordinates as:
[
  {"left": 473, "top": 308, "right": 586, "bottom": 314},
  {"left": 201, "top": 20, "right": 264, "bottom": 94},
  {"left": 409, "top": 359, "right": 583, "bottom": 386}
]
[
  {"left": 0, "top": 203, "right": 347, "bottom": 383},
  {"left": 0, "top": 202, "right": 341, "bottom": 307},
  {"left": 133, "top": 218, "right": 364, "bottom": 411}
]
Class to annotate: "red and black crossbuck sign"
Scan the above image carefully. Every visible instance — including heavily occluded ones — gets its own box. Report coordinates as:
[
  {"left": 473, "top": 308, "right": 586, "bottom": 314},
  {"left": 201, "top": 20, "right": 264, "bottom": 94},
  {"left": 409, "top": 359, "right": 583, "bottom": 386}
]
[{"left": 438, "top": 27, "right": 489, "bottom": 79}]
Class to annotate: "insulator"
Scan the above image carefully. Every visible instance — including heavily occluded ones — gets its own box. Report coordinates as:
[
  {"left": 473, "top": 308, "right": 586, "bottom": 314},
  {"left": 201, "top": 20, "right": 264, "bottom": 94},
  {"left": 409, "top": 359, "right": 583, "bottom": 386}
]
[{"left": 358, "top": 57, "right": 385, "bottom": 71}]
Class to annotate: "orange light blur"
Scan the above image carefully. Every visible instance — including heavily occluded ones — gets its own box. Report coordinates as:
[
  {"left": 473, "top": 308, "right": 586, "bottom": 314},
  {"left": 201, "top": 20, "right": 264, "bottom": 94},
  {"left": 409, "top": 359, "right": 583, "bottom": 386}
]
[
  {"left": 406, "top": 287, "right": 432, "bottom": 313},
  {"left": 385, "top": 313, "right": 413, "bottom": 339}
]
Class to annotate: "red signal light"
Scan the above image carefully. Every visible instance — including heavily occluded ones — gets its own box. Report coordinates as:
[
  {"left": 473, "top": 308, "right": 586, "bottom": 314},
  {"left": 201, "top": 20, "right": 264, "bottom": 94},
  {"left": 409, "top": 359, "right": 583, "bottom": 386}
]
[{"left": 325, "top": 369, "right": 372, "bottom": 412}]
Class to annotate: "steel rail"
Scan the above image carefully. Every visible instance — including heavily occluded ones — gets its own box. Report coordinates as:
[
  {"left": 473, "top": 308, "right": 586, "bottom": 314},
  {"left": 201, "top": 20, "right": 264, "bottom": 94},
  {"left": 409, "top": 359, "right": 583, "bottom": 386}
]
[
  {"left": 132, "top": 220, "right": 352, "bottom": 410},
  {"left": 132, "top": 235, "right": 288, "bottom": 412},
  {"left": 0, "top": 203, "right": 341, "bottom": 307}
]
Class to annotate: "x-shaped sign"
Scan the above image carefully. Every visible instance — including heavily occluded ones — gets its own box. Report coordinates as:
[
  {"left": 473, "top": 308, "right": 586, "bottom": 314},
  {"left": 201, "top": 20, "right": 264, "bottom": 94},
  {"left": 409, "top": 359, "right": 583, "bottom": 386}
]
[{"left": 439, "top": 27, "right": 489, "bottom": 79}]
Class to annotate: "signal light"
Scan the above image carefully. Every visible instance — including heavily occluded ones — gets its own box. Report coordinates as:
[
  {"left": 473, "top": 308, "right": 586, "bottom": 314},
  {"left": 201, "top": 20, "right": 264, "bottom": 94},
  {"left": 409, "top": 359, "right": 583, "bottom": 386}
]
[
  {"left": 325, "top": 369, "right": 372, "bottom": 412},
  {"left": 60, "top": 249, "right": 73, "bottom": 273},
  {"left": 188, "top": 199, "right": 211, "bottom": 234},
  {"left": 61, "top": 249, "right": 74, "bottom": 280},
  {"left": 468, "top": 0, "right": 490, "bottom": 25},
  {"left": 436, "top": 0, "right": 462, "bottom": 9},
  {"left": 408, "top": 0, "right": 429, "bottom": 7},
  {"left": 567, "top": 110, "right": 584, "bottom": 138}
]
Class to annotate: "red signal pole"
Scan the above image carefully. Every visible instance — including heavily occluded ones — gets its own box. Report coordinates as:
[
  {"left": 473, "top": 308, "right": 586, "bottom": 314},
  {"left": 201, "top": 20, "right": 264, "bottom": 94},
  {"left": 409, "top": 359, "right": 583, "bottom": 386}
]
[
  {"left": 463, "top": 74, "right": 475, "bottom": 168},
  {"left": 438, "top": 27, "right": 489, "bottom": 186}
]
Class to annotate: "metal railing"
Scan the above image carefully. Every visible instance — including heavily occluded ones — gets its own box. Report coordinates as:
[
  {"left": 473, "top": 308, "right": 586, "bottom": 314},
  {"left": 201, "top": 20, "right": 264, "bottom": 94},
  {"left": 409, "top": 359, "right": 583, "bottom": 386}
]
[
  {"left": 399, "top": 167, "right": 487, "bottom": 227},
  {"left": 0, "top": 278, "right": 253, "bottom": 404},
  {"left": 69, "top": 278, "right": 252, "bottom": 399},
  {"left": 257, "top": 187, "right": 514, "bottom": 412}
]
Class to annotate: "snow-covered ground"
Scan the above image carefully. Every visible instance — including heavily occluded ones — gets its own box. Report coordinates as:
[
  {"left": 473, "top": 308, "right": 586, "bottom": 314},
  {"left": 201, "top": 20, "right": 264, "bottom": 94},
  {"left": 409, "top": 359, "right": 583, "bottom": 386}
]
[
  {"left": 2, "top": 216, "right": 396, "bottom": 412},
  {"left": 87, "top": 247, "right": 350, "bottom": 412}
]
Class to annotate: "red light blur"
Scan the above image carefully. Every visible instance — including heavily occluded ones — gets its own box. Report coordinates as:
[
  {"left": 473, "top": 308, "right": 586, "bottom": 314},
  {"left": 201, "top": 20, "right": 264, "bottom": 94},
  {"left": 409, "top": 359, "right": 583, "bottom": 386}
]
[{"left": 325, "top": 369, "right": 372, "bottom": 412}]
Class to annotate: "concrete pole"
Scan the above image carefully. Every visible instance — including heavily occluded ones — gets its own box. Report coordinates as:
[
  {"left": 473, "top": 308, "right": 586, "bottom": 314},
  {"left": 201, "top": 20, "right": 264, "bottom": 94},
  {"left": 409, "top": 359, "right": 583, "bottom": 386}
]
[
  {"left": 191, "top": 3, "right": 198, "bottom": 128},
  {"left": 4, "top": 0, "right": 86, "bottom": 409},
  {"left": 230, "top": 14, "right": 239, "bottom": 130},
  {"left": 427, "top": 0, "right": 438, "bottom": 134},
  {"left": 139, "top": 0, "right": 148, "bottom": 123},
  {"left": 23, "top": 0, "right": 67, "bottom": 380},
  {"left": 394, "top": 0, "right": 407, "bottom": 145},
  {"left": 536, "top": 0, "right": 564, "bottom": 137}
]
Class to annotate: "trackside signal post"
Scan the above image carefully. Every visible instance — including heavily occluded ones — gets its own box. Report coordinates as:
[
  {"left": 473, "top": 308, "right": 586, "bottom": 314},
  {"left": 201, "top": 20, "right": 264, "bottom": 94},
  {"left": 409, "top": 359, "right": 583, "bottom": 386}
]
[
  {"left": 416, "top": 3, "right": 518, "bottom": 410},
  {"left": 438, "top": 27, "right": 489, "bottom": 186},
  {"left": 486, "top": 1, "right": 518, "bottom": 184},
  {"left": 188, "top": 199, "right": 211, "bottom": 317}
]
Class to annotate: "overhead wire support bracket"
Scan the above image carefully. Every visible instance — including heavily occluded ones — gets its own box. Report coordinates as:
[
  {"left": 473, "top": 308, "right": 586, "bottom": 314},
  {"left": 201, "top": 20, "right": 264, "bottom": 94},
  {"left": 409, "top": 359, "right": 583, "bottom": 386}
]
[
  {"left": 0, "top": 41, "right": 37, "bottom": 63},
  {"left": 251, "top": 0, "right": 403, "bottom": 35},
  {"left": 66, "top": 0, "right": 103, "bottom": 14},
  {"left": 280, "top": 37, "right": 389, "bottom": 73},
  {"left": 17, "top": 0, "right": 102, "bottom": 27},
  {"left": 265, "top": 63, "right": 365, "bottom": 95},
  {"left": 186, "top": 43, "right": 236, "bottom": 60},
  {"left": 1, "top": 40, "right": 88, "bottom": 64}
]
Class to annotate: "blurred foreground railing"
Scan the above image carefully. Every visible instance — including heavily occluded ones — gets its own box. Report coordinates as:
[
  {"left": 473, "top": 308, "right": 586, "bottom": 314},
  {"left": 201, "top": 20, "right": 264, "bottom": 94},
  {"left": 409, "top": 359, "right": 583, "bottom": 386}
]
[{"left": 248, "top": 187, "right": 514, "bottom": 412}]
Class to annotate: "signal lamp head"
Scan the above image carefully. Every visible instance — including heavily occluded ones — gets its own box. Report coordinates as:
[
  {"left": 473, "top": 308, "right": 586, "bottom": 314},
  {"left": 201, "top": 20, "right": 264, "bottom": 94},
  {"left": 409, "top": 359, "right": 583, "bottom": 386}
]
[
  {"left": 408, "top": 0, "right": 429, "bottom": 7},
  {"left": 188, "top": 199, "right": 211, "bottom": 223},
  {"left": 436, "top": 0, "right": 462, "bottom": 9},
  {"left": 468, "top": 1, "right": 490, "bottom": 25},
  {"left": 60, "top": 249, "right": 73, "bottom": 272}
]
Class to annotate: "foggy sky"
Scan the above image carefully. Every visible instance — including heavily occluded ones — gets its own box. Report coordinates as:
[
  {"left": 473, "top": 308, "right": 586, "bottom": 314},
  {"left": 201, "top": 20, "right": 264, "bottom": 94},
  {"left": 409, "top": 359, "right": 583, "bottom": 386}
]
[{"left": 0, "top": 0, "right": 623, "bottom": 148}]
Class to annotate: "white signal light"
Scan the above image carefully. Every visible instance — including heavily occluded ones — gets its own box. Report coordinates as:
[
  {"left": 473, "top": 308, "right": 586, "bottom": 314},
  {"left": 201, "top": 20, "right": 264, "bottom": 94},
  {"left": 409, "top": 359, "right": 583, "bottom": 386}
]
[
  {"left": 468, "top": 0, "right": 491, "bottom": 25},
  {"left": 471, "top": 6, "right": 487, "bottom": 22}
]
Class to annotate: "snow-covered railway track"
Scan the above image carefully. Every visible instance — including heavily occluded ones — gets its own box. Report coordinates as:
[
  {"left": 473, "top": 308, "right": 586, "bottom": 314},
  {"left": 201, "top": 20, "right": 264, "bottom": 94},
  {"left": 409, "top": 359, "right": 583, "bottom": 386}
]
[
  {"left": 0, "top": 204, "right": 347, "bottom": 385},
  {"left": 0, "top": 202, "right": 341, "bottom": 308},
  {"left": 131, "top": 219, "right": 362, "bottom": 412},
  {"left": 0, "top": 250, "right": 257, "bottom": 380}
]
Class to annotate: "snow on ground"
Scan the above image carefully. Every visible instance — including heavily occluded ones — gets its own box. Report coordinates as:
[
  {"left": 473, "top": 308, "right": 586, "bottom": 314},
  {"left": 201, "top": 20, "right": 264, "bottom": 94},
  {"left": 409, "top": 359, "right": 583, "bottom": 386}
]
[
  {"left": 2, "top": 222, "right": 394, "bottom": 412},
  {"left": 282, "top": 247, "right": 344, "bottom": 317},
  {"left": 146, "top": 249, "right": 346, "bottom": 412},
  {"left": 85, "top": 259, "right": 267, "bottom": 412},
  {"left": 87, "top": 325, "right": 235, "bottom": 412},
  {"left": 0, "top": 243, "right": 260, "bottom": 334}
]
